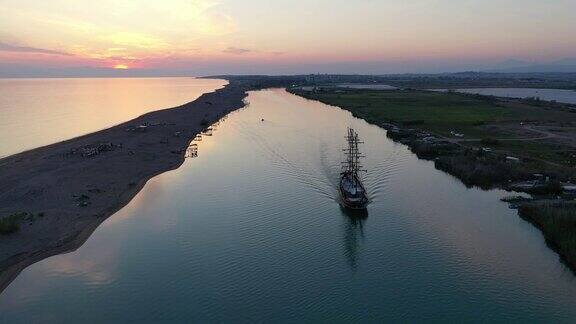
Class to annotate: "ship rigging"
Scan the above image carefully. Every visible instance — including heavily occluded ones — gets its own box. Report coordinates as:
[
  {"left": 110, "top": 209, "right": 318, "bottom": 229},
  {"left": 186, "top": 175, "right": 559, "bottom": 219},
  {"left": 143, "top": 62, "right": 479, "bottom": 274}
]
[{"left": 339, "top": 128, "right": 369, "bottom": 209}]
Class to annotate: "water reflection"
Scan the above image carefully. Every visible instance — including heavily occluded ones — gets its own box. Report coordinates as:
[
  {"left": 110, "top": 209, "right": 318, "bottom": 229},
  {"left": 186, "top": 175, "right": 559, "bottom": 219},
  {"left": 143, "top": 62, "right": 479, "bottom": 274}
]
[
  {"left": 186, "top": 116, "right": 226, "bottom": 159},
  {"left": 340, "top": 207, "right": 368, "bottom": 271},
  {"left": 2, "top": 89, "right": 576, "bottom": 322},
  {"left": 0, "top": 78, "right": 227, "bottom": 157}
]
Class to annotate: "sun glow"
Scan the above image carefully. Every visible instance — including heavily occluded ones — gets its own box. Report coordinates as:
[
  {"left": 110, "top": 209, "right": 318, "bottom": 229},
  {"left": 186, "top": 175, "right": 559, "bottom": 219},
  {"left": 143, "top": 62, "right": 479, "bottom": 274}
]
[{"left": 113, "top": 64, "right": 129, "bottom": 70}]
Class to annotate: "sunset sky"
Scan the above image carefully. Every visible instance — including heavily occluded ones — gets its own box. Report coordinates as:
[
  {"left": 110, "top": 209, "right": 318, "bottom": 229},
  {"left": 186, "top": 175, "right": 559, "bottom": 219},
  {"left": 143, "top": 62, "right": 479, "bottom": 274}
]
[{"left": 1, "top": 0, "right": 575, "bottom": 76}]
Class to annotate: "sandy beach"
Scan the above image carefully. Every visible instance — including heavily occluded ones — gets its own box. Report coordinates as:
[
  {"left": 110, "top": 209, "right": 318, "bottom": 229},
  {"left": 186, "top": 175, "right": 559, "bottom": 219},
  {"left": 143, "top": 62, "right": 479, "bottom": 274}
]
[{"left": 0, "top": 81, "right": 248, "bottom": 292}]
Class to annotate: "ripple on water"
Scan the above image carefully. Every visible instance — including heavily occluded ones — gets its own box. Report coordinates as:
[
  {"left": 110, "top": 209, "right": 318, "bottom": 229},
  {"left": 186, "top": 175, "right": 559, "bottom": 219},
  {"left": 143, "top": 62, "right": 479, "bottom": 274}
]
[{"left": 2, "top": 88, "right": 576, "bottom": 322}]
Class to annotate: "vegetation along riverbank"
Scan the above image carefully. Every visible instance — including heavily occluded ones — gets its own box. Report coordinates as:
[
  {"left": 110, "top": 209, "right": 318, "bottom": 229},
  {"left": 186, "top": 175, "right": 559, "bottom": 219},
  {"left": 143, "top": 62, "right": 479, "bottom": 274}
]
[{"left": 290, "top": 85, "right": 576, "bottom": 271}]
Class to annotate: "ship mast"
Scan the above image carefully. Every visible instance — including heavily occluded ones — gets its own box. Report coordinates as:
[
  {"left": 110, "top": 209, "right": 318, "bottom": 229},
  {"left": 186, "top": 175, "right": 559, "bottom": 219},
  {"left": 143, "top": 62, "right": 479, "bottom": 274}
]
[{"left": 343, "top": 128, "right": 365, "bottom": 176}]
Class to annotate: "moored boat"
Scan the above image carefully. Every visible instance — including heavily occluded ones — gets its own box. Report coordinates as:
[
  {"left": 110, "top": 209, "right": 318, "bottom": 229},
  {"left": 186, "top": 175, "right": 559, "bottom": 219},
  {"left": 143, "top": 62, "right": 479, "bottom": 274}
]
[{"left": 340, "top": 128, "right": 369, "bottom": 209}]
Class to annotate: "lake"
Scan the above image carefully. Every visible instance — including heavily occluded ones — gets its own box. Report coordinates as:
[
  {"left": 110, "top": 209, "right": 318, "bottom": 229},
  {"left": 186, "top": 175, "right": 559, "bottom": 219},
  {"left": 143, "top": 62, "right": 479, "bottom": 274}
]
[
  {"left": 1, "top": 88, "right": 576, "bottom": 322},
  {"left": 336, "top": 83, "right": 397, "bottom": 90},
  {"left": 436, "top": 88, "right": 576, "bottom": 104},
  {"left": 0, "top": 77, "right": 226, "bottom": 157}
]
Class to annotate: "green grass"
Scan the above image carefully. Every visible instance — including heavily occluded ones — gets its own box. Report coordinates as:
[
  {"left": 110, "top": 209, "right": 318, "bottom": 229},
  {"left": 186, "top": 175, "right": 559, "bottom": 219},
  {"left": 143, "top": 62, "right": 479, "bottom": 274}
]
[
  {"left": 310, "top": 90, "right": 510, "bottom": 126},
  {"left": 493, "top": 141, "right": 574, "bottom": 166},
  {"left": 299, "top": 89, "right": 572, "bottom": 134},
  {"left": 519, "top": 201, "right": 576, "bottom": 269},
  {"left": 294, "top": 89, "right": 576, "bottom": 167}
]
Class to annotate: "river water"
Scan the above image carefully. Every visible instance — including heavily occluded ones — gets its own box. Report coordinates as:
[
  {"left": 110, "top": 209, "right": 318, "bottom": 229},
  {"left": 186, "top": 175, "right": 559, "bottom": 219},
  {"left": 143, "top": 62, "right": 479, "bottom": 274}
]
[{"left": 1, "top": 88, "right": 576, "bottom": 322}]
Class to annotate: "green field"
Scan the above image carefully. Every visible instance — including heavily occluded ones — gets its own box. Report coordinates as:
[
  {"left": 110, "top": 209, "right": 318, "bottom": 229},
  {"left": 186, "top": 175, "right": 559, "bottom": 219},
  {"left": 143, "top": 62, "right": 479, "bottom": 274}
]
[
  {"left": 293, "top": 88, "right": 576, "bottom": 166},
  {"left": 298, "top": 89, "right": 569, "bottom": 134}
]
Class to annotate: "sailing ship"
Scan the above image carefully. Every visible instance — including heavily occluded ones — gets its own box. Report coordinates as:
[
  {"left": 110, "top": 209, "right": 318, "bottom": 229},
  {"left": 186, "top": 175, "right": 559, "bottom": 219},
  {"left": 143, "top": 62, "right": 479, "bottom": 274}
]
[{"left": 340, "top": 128, "right": 369, "bottom": 209}]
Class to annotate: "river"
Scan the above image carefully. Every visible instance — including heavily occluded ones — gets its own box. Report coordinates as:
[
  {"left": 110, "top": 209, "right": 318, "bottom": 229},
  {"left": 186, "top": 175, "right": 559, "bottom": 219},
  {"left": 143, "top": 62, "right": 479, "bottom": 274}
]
[{"left": 1, "top": 88, "right": 576, "bottom": 322}]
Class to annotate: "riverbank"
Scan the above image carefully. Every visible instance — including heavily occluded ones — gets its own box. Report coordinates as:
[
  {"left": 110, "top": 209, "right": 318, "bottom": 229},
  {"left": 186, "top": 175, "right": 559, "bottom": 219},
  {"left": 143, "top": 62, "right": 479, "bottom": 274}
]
[
  {"left": 289, "top": 86, "right": 576, "bottom": 271},
  {"left": 0, "top": 81, "right": 248, "bottom": 292},
  {"left": 518, "top": 201, "right": 576, "bottom": 269}
]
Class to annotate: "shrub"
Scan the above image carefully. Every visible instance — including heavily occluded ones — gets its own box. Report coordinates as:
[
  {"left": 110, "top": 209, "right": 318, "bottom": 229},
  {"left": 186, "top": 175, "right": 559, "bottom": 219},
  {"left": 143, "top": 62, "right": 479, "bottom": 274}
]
[
  {"left": 0, "top": 215, "right": 20, "bottom": 235},
  {"left": 434, "top": 152, "right": 533, "bottom": 189},
  {"left": 481, "top": 137, "right": 500, "bottom": 146},
  {"left": 402, "top": 120, "right": 425, "bottom": 126},
  {"left": 526, "top": 180, "right": 563, "bottom": 196},
  {"left": 519, "top": 201, "right": 576, "bottom": 267}
]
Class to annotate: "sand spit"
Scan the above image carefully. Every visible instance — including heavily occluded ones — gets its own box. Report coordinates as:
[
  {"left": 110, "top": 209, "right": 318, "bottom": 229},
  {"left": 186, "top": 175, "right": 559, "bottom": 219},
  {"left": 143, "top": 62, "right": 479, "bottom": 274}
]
[{"left": 0, "top": 81, "right": 248, "bottom": 292}]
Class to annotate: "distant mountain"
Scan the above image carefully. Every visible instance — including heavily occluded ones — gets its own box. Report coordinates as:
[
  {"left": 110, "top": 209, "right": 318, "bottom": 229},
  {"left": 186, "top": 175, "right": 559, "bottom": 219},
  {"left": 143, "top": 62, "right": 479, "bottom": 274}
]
[
  {"left": 487, "top": 58, "right": 576, "bottom": 73},
  {"left": 494, "top": 59, "right": 530, "bottom": 69}
]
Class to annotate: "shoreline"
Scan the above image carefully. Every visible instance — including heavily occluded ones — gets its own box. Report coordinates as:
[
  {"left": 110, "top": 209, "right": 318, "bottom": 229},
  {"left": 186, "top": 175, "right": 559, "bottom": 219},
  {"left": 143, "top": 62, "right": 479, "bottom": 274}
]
[
  {"left": 289, "top": 87, "right": 576, "bottom": 273},
  {"left": 2, "top": 75, "right": 575, "bottom": 293},
  {"left": 0, "top": 81, "right": 248, "bottom": 292}
]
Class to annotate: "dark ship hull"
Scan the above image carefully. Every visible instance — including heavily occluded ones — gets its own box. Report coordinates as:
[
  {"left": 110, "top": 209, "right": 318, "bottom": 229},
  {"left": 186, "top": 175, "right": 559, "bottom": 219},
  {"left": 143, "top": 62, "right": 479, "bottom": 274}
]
[{"left": 339, "top": 171, "right": 369, "bottom": 209}]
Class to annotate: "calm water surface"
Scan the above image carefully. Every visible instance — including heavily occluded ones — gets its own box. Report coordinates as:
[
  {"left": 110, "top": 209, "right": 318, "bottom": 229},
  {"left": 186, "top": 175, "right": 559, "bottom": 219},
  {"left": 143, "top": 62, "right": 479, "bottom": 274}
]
[
  {"left": 0, "top": 77, "right": 226, "bottom": 157},
  {"left": 1, "top": 89, "right": 576, "bottom": 322},
  {"left": 438, "top": 88, "right": 576, "bottom": 104},
  {"left": 336, "top": 83, "right": 397, "bottom": 90}
]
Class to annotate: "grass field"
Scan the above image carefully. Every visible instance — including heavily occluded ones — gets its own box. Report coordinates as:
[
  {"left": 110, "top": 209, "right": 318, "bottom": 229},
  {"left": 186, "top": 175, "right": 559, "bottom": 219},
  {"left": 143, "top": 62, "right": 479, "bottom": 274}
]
[
  {"left": 293, "top": 88, "right": 576, "bottom": 166},
  {"left": 480, "top": 141, "right": 573, "bottom": 166},
  {"left": 298, "top": 89, "right": 570, "bottom": 132}
]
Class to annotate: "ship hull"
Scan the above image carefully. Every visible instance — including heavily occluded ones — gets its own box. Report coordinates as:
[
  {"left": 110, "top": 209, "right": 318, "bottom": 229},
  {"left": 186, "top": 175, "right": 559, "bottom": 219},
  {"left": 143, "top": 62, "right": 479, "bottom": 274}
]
[{"left": 339, "top": 173, "right": 369, "bottom": 210}]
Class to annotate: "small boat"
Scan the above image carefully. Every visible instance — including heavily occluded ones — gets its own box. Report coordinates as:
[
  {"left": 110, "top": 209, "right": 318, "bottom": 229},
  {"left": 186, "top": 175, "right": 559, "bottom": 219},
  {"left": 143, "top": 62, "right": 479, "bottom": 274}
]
[{"left": 340, "top": 128, "right": 369, "bottom": 209}]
